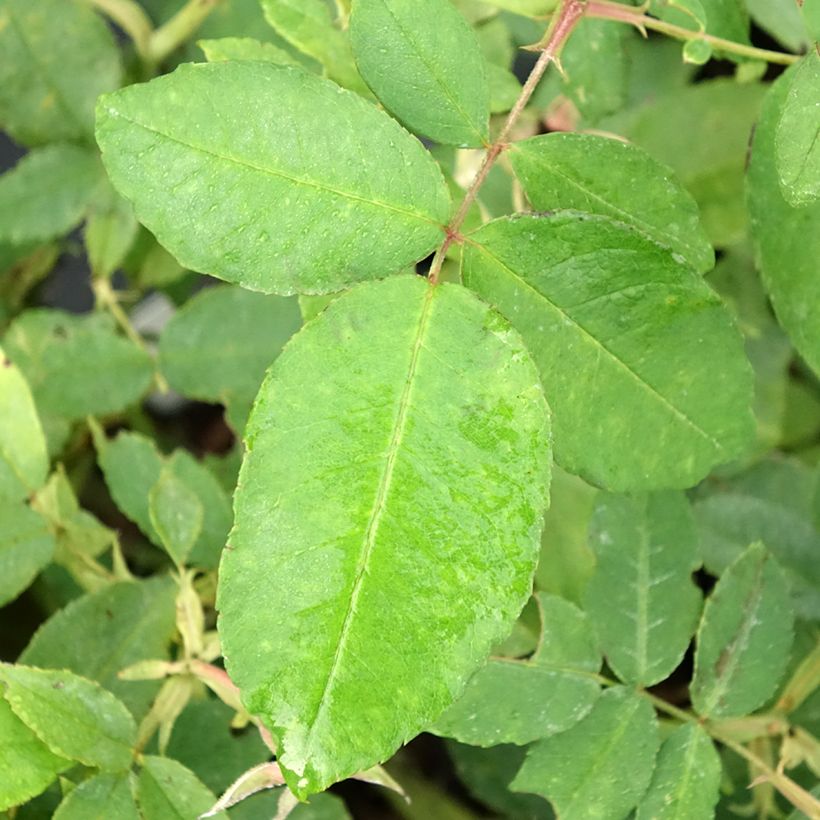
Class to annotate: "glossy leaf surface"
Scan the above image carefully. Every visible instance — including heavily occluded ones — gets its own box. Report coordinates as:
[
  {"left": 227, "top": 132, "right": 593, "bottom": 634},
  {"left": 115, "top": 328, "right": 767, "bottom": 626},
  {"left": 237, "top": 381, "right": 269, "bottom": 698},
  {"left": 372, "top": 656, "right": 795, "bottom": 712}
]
[
  {"left": 219, "top": 276, "right": 551, "bottom": 795},
  {"left": 510, "top": 133, "right": 714, "bottom": 273},
  {"left": 350, "top": 0, "right": 490, "bottom": 146},
  {"left": 512, "top": 686, "right": 660, "bottom": 820},
  {"left": 96, "top": 63, "right": 451, "bottom": 295},
  {"left": 0, "top": 0, "right": 121, "bottom": 145},
  {"left": 0, "top": 664, "right": 136, "bottom": 772},
  {"left": 462, "top": 213, "right": 754, "bottom": 491},
  {"left": 691, "top": 543, "right": 794, "bottom": 718},
  {"left": 432, "top": 594, "right": 600, "bottom": 745},
  {"left": 584, "top": 492, "right": 702, "bottom": 686}
]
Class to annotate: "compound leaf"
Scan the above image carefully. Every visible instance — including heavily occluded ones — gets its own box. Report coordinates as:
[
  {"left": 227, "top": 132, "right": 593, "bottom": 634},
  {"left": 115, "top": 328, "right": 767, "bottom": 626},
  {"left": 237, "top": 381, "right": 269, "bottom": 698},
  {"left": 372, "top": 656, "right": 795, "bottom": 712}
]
[
  {"left": 0, "top": 345, "right": 48, "bottom": 502},
  {"left": 350, "top": 0, "right": 490, "bottom": 147},
  {"left": 0, "top": 664, "right": 136, "bottom": 772},
  {"left": 635, "top": 723, "right": 722, "bottom": 820},
  {"left": 219, "top": 275, "right": 551, "bottom": 796},
  {"left": 0, "top": 145, "right": 102, "bottom": 246},
  {"left": 462, "top": 213, "right": 754, "bottom": 491},
  {"left": 0, "top": 0, "right": 121, "bottom": 145},
  {"left": 691, "top": 542, "right": 794, "bottom": 718},
  {"left": 431, "top": 593, "right": 600, "bottom": 745},
  {"left": 0, "top": 501, "right": 55, "bottom": 608},
  {"left": 749, "top": 66, "right": 820, "bottom": 377},
  {"left": 584, "top": 491, "right": 702, "bottom": 686},
  {"left": 96, "top": 62, "right": 450, "bottom": 295},
  {"left": 53, "top": 773, "right": 139, "bottom": 820},
  {"left": 512, "top": 686, "right": 660, "bottom": 820},
  {"left": 775, "top": 52, "right": 820, "bottom": 207},
  {"left": 0, "top": 698, "right": 70, "bottom": 812},
  {"left": 510, "top": 133, "right": 714, "bottom": 273}
]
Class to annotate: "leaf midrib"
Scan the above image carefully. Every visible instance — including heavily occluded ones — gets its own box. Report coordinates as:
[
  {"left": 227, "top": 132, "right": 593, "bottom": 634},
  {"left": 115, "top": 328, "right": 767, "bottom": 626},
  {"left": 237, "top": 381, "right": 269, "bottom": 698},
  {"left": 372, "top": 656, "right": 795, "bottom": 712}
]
[
  {"left": 302, "top": 284, "right": 435, "bottom": 754},
  {"left": 470, "top": 242, "right": 724, "bottom": 453},
  {"left": 104, "top": 110, "right": 444, "bottom": 228}
]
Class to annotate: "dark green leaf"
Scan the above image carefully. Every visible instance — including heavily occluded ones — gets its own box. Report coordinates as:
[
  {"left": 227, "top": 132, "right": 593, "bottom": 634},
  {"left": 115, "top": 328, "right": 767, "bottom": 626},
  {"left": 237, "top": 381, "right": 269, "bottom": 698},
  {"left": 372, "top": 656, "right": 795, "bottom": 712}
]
[
  {"left": 584, "top": 492, "right": 702, "bottom": 686},
  {"left": 136, "top": 756, "right": 227, "bottom": 820},
  {"left": 462, "top": 213, "right": 754, "bottom": 491},
  {"left": 96, "top": 62, "right": 450, "bottom": 295},
  {"left": 510, "top": 133, "right": 714, "bottom": 273},
  {"left": 512, "top": 686, "right": 660, "bottom": 820},
  {"left": 0, "top": 664, "right": 136, "bottom": 772},
  {"left": 0, "top": 0, "right": 121, "bottom": 145},
  {"left": 84, "top": 181, "right": 139, "bottom": 280},
  {"left": 219, "top": 275, "right": 551, "bottom": 795},
  {"left": 691, "top": 542, "right": 794, "bottom": 718},
  {"left": 350, "top": 0, "right": 490, "bottom": 146},
  {"left": 52, "top": 773, "right": 139, "bottom": 820}
]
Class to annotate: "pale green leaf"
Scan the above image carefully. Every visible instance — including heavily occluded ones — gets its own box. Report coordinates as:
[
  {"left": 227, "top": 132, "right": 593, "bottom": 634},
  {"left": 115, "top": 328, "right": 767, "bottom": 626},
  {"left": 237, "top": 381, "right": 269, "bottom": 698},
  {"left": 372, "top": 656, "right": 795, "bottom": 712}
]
[
  {"left": 0, "top": 664, "right": 136, "bottom": 772},
  {"left": 21, "top": 577, "right": 177, "bottom": 720},
  {"left": 510, "top": 133, "right": 714, "bottom": 273},
  {"left": 692, "top": 459, "right": 820, "bottom": 620},
  {"left": 0, "top": 0, "right": 121, "bottom": 146},
  {"left": 745, "top": 0, "right": 809, "bottom": 52},
  {"left": 650, "top": 0, "right": 708, "bottom": 29},
  {"left": 0, "top": 698, "right": 70, "bottom": 812},
  {"left": 584, "top": 492, "right": 702, "bottom": 686},
  {"left": 158, "top": 285, "right": 301, "bottom": 434},
  {"left": 605, "top": 79, "right": 765, "bottom": 245},
  {"left": 149, "top": 468, "right": 204, "bottom": 566},
  {"left": 96, "top": 62, "right": 450, "bottom": 295},
  {"left": 487, "top": 63, "right": 521, "bottom": 114},
  {"left": 299, "top": 294, "right": 339, "bottom": 323},
  {"left": 2, "top": 310, "right": 153, "bottom": 422},
  {"left": 84, "top": 180, "right": 138, "bottom": 279},
  {"left": 636, "top": 724, "right": 721, "bottom": 820},
  {"left": 198, "top": 36, "right": 306, "bottom": 67},
  {"left": 512, "top": 686, "right": 660, "bottom": 820},
  {"left": 260, "top": 0, "right": 366, "bottom": 93},
  {"left": 137, "top": 756, "right": 227, "bottom": 820},
  {"left": 0, "top": 345, "right": 48, "bottom": 502},
  {"left": 91, "top": 426, "right": 232, "bottom": 569},
  {"left": 462, "top": 213, "right": 754, "bottom": 491},
  {"left": 0, "top": 145, "right": 102, "bottom": 246},
  {"left": 803, "top": 0, "right": 820, "bottom": 39},
  {"left": 53, "top": 773, "right": 139, "bottom": 820},
  {"left": 691, "top": 542, "right": 794, "bottom": 718},
  {"left": 775, "top": 52, "right": 820, "bottom": 207},
  {"left": 0, "top": 501, "right": 55, "bottom": 607},
  {"left": 431, "top": 594, "right": 600, "bottom": 745},
  {"left": 480, "top": 0, "right": 556, "bottom": 15},
  {"left": 748, "top": 67, "right": 820, "bottom": 377},
  {"left": 219, "top": 275, "right": 551, "bottom": 795},
  {"left": 683, "top": 38, "right": 713, "bottom": 64},
  {"left": 350, "top": 0, "right": 490, "bottom": 147}
]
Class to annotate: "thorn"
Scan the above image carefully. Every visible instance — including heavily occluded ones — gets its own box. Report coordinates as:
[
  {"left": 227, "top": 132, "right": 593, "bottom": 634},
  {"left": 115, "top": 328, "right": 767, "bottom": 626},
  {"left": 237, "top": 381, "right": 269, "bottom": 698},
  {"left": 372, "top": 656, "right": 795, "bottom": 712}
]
[{"left": 551, "top": 55, "right": 568, "bottom": 80}]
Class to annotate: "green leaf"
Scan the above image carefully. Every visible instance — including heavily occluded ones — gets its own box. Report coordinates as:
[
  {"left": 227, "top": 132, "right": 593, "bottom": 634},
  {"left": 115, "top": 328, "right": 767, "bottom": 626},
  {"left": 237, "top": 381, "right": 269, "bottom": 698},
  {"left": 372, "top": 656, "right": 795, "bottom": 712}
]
[
  {"left": 691, "top": 542, "right": 794, "bottom": 718},
  {"left": 2, "top": 310, "right": 153, "bottom": 422},
  {"left": 0, "top": 697, "right": 70, "bottom": 812},
  {"left": 635, "top": 724, "right": 722, "bottom": 820},
  {"left": 136, "top": 756, "right": 227, "bottom": 820},
  {"left": 431, "top": 594, "right": 600, "bottom": 745},
  {"left": 96, "top": 62, "right": 450, "bottom": 295},
  {"left": 158, "top": 285, "right": 301, "bottom": 433},
  {"left": 148, "top": 467, "right": 203, "bottom": 567},
  {"left": 53, "top": 773, "right": 139, "bottom": 820},
  {"left": 511, "top": 686, "right": 660, "bottom": 820},
  {"left": 0, "top": 345, "right": 48, "bottom": 502},
  {"left": 21, "top": 577, "right": 177, "bottom": 720},
  {"left": 605, "top": 79, "right": 765, "bottom": 246},
  {"left": 584, "top": 492, "right": 702, "bottom": 686},
  {"left": 745, "top": 0, "right": 809, "bottom": 52},
  {"left": 775, "top": 52, "right": 820, "bottom": 207},
  {"left": 682, "top": 38, "right": 713, "bottom": 65},
  {"left": 692, "top": 458, "right": 820, "bottom": 620},
  {"left": 198, "top": 36, "right": 306, "bottom": 67},
  {"left": 0, "top": 664, "right": 136, "bottom": 772},
  {"left": 84, "top": 180, "right": 138, "bottom": 280},
  {"left": 260, "top": 0, "right": 366, "bottom": 93},
  {"left": 91, "top": 426, "right": 232, "bottom": 569},
  {"left": 487, "top": 63, "right": 521, "bottom": 114},
  {"left": 0, "top": 0, "right": 121, "bottom": 146},
  {"left": 462, "top": 213, "right": 754, "bottom": 491},
  {"left": 0, "top": 145, "right": 102, "bottom": 246},
  {"left": 350, "top": 0, "right": 490, "bottom": 147},
  {"left": 748, "top": 67, "right": 820, "bottom": 378},
  {"left": 219, "top": 275, "right": 551, "bottom": 795},
  {"left": 0, "top": 501, "right": 55, "bottom": 607},
  {"left": 510, "top": 133, "right": 714, "bottom": 273},
  {"left": 480, "top": 0, "right": 556, "bottom": 15}
]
